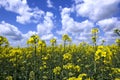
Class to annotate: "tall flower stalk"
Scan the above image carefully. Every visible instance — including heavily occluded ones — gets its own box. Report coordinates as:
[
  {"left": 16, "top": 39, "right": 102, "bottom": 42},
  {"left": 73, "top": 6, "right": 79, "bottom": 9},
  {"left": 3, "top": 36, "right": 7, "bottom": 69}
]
[
  {"left": 62, "top": 34, "right": 71, "bottom": 52},
  {"left": 50, "top": 38, "right": 56, "bottom": 52},
  {"left": 91, "top": 28, "right": 99, "bottom": 78},
  {"left": 27, "top": 34, "right": 40, "bottom": 80}
]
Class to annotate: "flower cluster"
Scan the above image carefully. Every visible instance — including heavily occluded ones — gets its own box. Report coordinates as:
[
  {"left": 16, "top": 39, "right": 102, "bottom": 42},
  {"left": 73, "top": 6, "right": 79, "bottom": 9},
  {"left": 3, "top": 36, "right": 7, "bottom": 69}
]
[
  {"left": 63, "top": 52, "right": 72, "bottom": 61},
  {"left": 63, "top": 63, "right": 80, "bottom": 72},
  {"left": 53, "top": 66, "right": 61, "bottom": 75}
]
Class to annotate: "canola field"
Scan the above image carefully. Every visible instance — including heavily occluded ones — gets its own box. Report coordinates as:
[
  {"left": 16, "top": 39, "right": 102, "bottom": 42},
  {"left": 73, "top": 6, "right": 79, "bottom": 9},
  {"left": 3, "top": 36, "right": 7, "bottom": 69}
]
[{"left": 0, "top": 28, "right": 120, "bottom": 80}]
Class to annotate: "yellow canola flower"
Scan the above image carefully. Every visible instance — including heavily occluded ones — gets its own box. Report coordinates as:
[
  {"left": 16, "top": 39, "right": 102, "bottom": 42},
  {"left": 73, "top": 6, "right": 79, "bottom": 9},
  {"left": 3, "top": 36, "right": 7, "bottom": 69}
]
[
  {"left": 74, "top": 65, "right": 81, "bottom": 72},
  {"left": 10, "top": 49, "right": 22, "bottom": 55},
  {"left": 9, "top": 58, "right": 16, "bottom": 62},
  {"left": 95, "top": 46, "right": 113, "bottom": 64},
  {"left": 53, "top": 66, "right": 61, "bottom": 75},
  {"left": 68, "top": 77, "right": 77, "bottom": 80},
  {"left": 29, "top": 38, "right": 34, "bottom": 43},
  {"left": 101, "top": 52, "right": 106, "bottom": 57},
  {"left": 6, "top": 76, "right": 13, "bottom": 80},
  {"left": 63, "top": 63, "right": 74, "bottom": 70},
  {"left": 78, "top": 73, "right": 87, "bottom": 78},
  {"left": 106, "top": 47, "right": 112, "bottom": 60},
  {"left": 112, "top": 68, "right": 120, "bottom": 74},
  {"left": 68, "top": 75, "right": 87, "bottom": 80},
  {"left": 98, "top": 45, "right": 104, "bottom": 49},
  {"left": 68, "top": 77, "right": 85, "bottom": 80},
  {"left": 115, "top": 78, "right": 120, "bottom": 80},
  {"left": 95, "top": 55, "right": 100, "bottom": 61},
  {"left": 115, "top": 38, "right": 120, "bottom": 45},
  {"left": 63, "top": 52, "right": 72, "bottom": 61},
  {"left": 68, "top": 77, "right": 75, "bottom": 80},
  {"left": 95, "top": 49, "right": 101, "bottom": 55},
  {"left": 95, "top": 46, "right": 107, "bottom": 61},
  {"left": 42, "top": 55, "right": 49, "bottom": 60},
  {"left": 91, "top": 28, "right": 98, "bottom": 34},
  {"left": 76, "top": 78, "right": 82, "bottom": 80},
  {"left": 63, "top": 63, "right": 81, "bottom": 72},
  {"left": 95, "top": 49, "right": 101, "bottom": 61}
]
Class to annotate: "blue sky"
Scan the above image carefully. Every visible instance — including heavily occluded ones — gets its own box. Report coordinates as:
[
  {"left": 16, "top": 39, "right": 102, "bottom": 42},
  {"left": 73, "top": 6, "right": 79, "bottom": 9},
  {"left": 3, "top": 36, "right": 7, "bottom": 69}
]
[{"left": 0, "top": 0, "right": 120, "bottom": 46}]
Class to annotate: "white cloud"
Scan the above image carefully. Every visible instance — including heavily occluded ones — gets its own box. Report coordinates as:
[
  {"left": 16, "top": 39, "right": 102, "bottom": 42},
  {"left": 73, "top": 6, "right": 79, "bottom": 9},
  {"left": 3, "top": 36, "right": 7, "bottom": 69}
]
[
  {"left": 47, "top": 0, "right": 53, "bottom": 8},
  {"left": 17, "top": 7, "right": 45, "bottom": 24},
  {"left": 59, "top": 7, "right": 94, "bottom": 34},
  {"left": 0, "top": 21, "right": 38, "bottom": 46},
  {"left": 0, "top": 21, "right": 23, "bottom": 40},
  {"left": 24, "top": 31, "right": 38, "bottom": 38},
  {"left": 0, "top": 0, "right": 28, "bottom": 13},
  {"left": 74, "top": 0, "right": 83, "bottom": 4},
  {"left": 98, "top": 34, "right": 117, "bottom": 45},
  {"left": 97, "top": 17, "right": 120, "bottom": 32},
  {"left": 57, "top": 7, "right": 94, "bottom": 44},
  {"left": 97, "top": 17, "right": 120, "bottom": 45},
  {"left": 0, "top": 10, "right": 55, "bottom": 46},
  {"left": 37, "top": 12, "right": 54, "bottom": 35},
  {"left": 0, "top": 0, "right": 119, "bottom": 46},
  {"left": 0, "top": 0, "right": 45, "bottom": 24},
  {"left": 16, "top": 13, "right": 32, "bottom": 24},
  {"left": 57, "top": 0, "right": 120, "bottom": 45},
  {"left": 41, "top": 33, "right": 54, "bottom": 40},
  {"left": 75, "top": 0, "right": 120, "bottom": 21}
]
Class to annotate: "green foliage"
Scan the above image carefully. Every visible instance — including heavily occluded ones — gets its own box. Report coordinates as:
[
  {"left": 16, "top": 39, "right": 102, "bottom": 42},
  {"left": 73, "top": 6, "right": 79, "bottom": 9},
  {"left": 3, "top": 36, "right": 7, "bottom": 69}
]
[
  {"left": 0, "top": 36, "right": 9, "bottom": 47},
  {"left": 114, "top": 29, "right": 120, "bottom": 36},
  {"left": 116, "top": 38, "right": 120, "bottom": 46}
]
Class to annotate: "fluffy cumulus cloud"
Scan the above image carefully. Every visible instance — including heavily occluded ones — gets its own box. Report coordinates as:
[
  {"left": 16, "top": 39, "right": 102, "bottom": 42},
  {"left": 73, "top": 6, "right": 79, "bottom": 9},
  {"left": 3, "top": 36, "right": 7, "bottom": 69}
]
[
  {"left": 0, "top": 0, "right": 56, "bottom": 46},
  {"left": 0, "top": 0, "right": 45, "bottom": 24},
  {"left": 0, "top": 21, "right": 23, "bottom": 41},
  {"left": 41, "top": 34, "right": 54, "bottom": 40},
  {"left": 0, "top": 20, "right": 50, "bottom": 46},
  {"left": 0, "top": 0, "right": 119, "bottom": 46},
  {"left": 57, "top": 7, "right": 94, "bottom": 43},
  {"left": 16, "top": 8, "right": 45, "bottom": 24},
  {"left": 0, "top": 21, "right": 32, "bottom": 46},
  {"left": 97, "top": 17, "right": 120, "bottom": 32},
  {"left": 47, "top": 0, "right": 53, "bottom": 8},
  {"left": 97, "top": 17, "right": 120, "bottom": 44},
  {"left": 58, "top": 5, "right": 120, "bottom": 44},
  {"left": 37, "top": 12, "right": 54, "bottom": 35},
  {"left": 0, "top": 10, "right": 55, "bottom": 46},
  {"left": 37, "top": 12, "right": 57, "bottom": 40},
  {"left": 0, "top": 21, "right": 40, "bottom": 46},
  {"left": 59, "top": 7, "right": 94, "bottom": 34},
  {"left": 75, "top": 0, "right": 120, "bottom": 21},
  {"left": 73, "top": 0, "right": 120, "bottom": 44}
]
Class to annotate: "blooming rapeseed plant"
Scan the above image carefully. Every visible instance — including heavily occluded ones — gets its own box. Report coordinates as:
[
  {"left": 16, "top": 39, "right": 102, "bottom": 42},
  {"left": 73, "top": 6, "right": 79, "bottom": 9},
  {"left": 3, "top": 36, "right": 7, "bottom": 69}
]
[
  {"left": 6, "top": 76, "right": 13, "bottom": 80},
  {"left": 74, "top": 65, "right": 81, "bottom": 72},
  {"left": 63, "top": 52, "right": 72, "bottom": 61},
  {"left": 53, "top": 66, "right": 61, "bottom": 75},
  {"left": 68, "top": 77, "right": 77, "bottom": 80},
  {"left": 63, "top": 63, "right": 74, "bottom": 70},
  {"left": 95, "top": 46, "right": 107, "bottom": 62}
]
